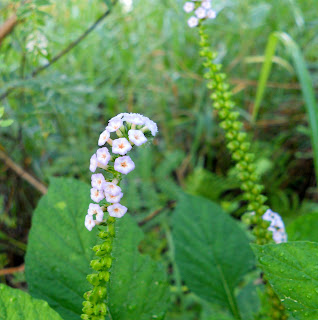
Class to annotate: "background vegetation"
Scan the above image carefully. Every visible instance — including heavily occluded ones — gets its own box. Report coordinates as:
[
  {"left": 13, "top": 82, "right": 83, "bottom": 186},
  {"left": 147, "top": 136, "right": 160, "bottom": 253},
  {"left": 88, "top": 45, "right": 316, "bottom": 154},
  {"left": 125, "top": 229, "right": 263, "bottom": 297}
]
[{"left": 1, "top": 0, "right": 317, "bottom": 319}]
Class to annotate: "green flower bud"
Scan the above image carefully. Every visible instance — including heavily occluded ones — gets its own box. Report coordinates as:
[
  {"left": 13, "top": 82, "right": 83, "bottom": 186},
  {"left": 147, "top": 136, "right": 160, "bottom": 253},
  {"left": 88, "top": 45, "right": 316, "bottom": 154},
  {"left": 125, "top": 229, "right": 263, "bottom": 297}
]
[
  {"left": 232, "top": 121, "right": 242, "bottom": 131},
  {"left": 83, "top": 290, "right": 92, "bottom": 301},
  {"left": 82, "top": 306, "right": 94, "bottom": 315},
  {"left": 237, "top": 132, "right": 247, "bottom": 142},
  {"left": 228, "top": 111, "right": 239, "bottom": 121},
  {"left": 232, "top": 150, "right": 244, "bottom": 161},
  {"left": 81, "top": 314, "right": 91, "bottom": 320},
  {"left": 227, "top": 141, "right": 240, "bottom": 151},
  {"left": 98, "top": 271, "right": 110, "bottom": 282},
  {"left": 101, "top": 256, "right": 112, "bottom": 269},
  {"left": 101, "top": 240, "right": 112, "bottom": 253},
  {"left": 244, "top": 153, "right": 255, "bottom": 162},
  {"left": 94, "top": 303, "right": 107, "bottom": 316},
  {"left": 87, "top": 273, "right": 100, "bottom": 286},
  {"left": 93, "top": 286, "right": 107, "bottom": 299},
  {"left": 240, "top": 142, "right": 250, "bottom": 151},
  {"left": 90, "top": 259, "right": 103, "bottom": 271}
]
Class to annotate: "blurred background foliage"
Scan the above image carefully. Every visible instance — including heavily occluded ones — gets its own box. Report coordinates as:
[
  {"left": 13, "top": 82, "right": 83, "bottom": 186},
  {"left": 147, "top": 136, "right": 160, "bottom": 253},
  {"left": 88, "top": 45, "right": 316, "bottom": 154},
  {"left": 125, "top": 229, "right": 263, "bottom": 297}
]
[{"left": 0, "top": 0, "right": 317, "bottom": 318}]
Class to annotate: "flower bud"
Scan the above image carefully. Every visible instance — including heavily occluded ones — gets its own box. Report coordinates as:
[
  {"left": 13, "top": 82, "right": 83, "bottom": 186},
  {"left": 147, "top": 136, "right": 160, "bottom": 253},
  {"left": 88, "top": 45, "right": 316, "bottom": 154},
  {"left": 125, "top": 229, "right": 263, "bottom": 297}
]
[
  {"left": 87, "top": 273, "right": 100, "bottom": 286},
  {"left": 90, "top": 259, "right": 103, "bottom": 271},
  {"left": 94, "top": 303, "right": 107, "bottom": 316},
  {"left": 98, "top": 271, "right": 110, "bottom": 282},
  {"left": 93, "top": 286, "right": 107, "bottom": 299}
]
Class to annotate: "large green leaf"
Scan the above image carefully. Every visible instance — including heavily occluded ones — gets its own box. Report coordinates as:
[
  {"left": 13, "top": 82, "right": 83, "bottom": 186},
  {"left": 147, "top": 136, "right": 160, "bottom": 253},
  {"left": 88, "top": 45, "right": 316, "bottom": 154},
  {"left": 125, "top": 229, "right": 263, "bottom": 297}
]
[
  {"left": 172, "top": 193, "right": 255, "bottom": 319},
  {"left": 0, "top": 284, "right": 63, "bottom": 320},
  {"left": 25, "top": 177, "right": 96, "bottom": 320},
  {"left": 108, "top": 214, "right": 170, "bottom": 319},
  {"left": 287, "top": 212, "right": 318, "bottom": 242},
  {"left": 25, "top": 177, "right": 170, "bottom": 320},
  {"left": 253, "top": 242, "right": 318, "bottom": 320}
]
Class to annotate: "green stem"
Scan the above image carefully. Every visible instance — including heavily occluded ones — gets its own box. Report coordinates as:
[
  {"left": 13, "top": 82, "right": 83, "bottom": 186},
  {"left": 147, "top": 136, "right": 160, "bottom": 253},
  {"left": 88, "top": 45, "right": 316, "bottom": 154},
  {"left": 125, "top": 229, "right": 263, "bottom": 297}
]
[
  {"left": 197, "top": 24, "right": 287, "bottom": 320},
  {"left": 81, "top": 216, "right": 116, "bottom": 320}
]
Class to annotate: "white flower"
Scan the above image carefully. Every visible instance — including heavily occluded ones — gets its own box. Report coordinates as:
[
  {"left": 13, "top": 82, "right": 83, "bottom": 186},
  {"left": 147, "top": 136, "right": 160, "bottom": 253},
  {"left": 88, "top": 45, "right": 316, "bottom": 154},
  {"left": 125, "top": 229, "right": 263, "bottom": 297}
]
[
  {"left": 98, "top": 130, "right": 110, "bottom": 146},
  {"left": 85, "top": 215, "right": 95, "bottom": 231},
  {"left": 262, "top": 209, "right": 287, "bottom": 244},
  {"left": 87, "top": 203, "right": 104, "bottom": 216},
  {"left": 108, "top": 203, "right": 127, "bottom": 218},
  {"left": 105, "top": 192, "right": 124, "bottom": 203},
  {"left": 106, "top": 118, "right": 123, "bottom": 132},
  {"left": 144, "top": 118, "right": 158, "bottom": 136},
  {"left": 201, "top": 0, "right": 212, "bottom": 10},
  {"left": 91, "top": 173, "right": 105, "bottom": 190},
  {"left": 96, "top": 211, "right": 104, "bottom": 223},
  {"left": 90, "top": 187, "right": 105, "bottom": 203},
  {"left": 272, "top": 228, "right": 288, "bottom": 244},
  {"left": 103, "top": 182, "right": 122, "bottom": 196},
  {"left": 112, "top": 138, "right": 132, "bottom": 155},
  {"left": 114, "top": 156, "right": 135, "bottom": 174},
  {"left": 183, "top": 2, "right": 195, "bottom": 13},
  {"left": 123, "top": 113, "right": 145, "bottom": 126},
  {"left": 195, "top": 7, "right": 206, "bottom": 19},
  {"left": 128, "top": 129, "right": 147, "bottom": 146},
  {"left": 90, "top": 154, "right": 98, "bottom": 173},
  {"left": 96, "top": 147, "right": 111, "bottom": 166},
  {"left": 187, "top": 16, "right": 199, "bottom": 28},
  {"left": 206, "top": 9, "right": 217, "bottom": 19}
]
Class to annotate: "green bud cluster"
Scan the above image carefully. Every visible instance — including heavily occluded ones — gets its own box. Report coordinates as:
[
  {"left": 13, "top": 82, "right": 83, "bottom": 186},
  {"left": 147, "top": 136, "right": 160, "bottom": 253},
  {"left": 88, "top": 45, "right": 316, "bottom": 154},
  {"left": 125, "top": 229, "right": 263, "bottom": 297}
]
[
  {"left": 81, "top": 216, "right": 116, "bottom": 320},
  {"left": 197, "top": 25, "right": 287, "bottom": 319}
]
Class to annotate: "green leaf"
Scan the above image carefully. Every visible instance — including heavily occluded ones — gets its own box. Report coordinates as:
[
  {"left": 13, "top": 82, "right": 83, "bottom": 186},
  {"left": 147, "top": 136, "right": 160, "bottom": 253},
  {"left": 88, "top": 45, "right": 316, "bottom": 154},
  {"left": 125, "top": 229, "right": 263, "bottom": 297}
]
[
  {"left": 287, "top": 212, "right": 318, "bottom": 242},
  {"left": 252, "top": 242, "right": 318, "bottom": 320},
  {"left": 26, "top": 177, "right": 170, "bottom": 320},
  {"left": 25, "top": 177, "right": 97, "bottom": 320},
  {"left": 200, "top": 302, "right": 235, "bottom": 320},
  {"left": 237, "top": 282, "right": 261, "bottom": 320},
  {"left": 0, "top": 284, "right": 63, "bottom": 320},
  {"left": 0, "top": 119, "right": 14, "bottom": 127},
  {"left": 108, "top": 215, "right": 170, "bottom": 320},
  {"left": 0, "top": 107, "right": 4, "bottom": 118},
  {"left": 172, "top": 193, "right": 255, "bottom": 319}
]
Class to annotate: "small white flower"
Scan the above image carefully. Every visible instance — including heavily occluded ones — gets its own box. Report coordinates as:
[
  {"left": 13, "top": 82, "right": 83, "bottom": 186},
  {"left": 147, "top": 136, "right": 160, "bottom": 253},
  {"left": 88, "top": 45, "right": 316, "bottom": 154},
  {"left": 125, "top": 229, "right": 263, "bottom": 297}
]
[
  {"left": 106, "top": 119, "right": 123, "bottom": 132},
  {"left": 91, "top": 173, "right": 105, "bottom": 190},
  {"left": 108, "top": 203, "right": 127, "bottom": 218},
  {"left": 123, "top": 113, "right": 145, "bottom": 126},
  {"left": 87, "top": 203, "right": 104, "bottom": 216},
  {"left": 206, "top": 9, "right": 217, "bottom": 19},
  {"left": 96, "top": 211, "right": 104, "bottom": 223},
  {"left": 201, "top": 0, "right": 212, "bottom": 10},
  {"left": 187, "top": 16, "right": 199, "bottom": 28},
  {"left": 263, "top": 209, "right": 287, "bottom": 244},
  {"left": 114, "top": 156, "right": 135, "bottom": 174},
  {"left": 85, "top": 215, "right": 95, "bottom": 231},
  {"left": 273, "top": 229, "right": 288, "bottom": 244},
  {"left": 103, "top": 182, "right": 122, "bottom": 196},
  {"left": 144, "top": 118, "right": 158, "bottom": 136},
  {"left": 183, "top": 2, "right": 195, "bottom": 13},
  {"left": 96, "top": 147, "right": 111, "bottom": 166},
  {"left": 195, "top": 7, "right": 206, "bottom": 19},
  {"left": 128, "top": 129, "right": 147, "bottom": 146},
  {"left": 112, "top": 138, "right": 132, "bottom": 155},
  {"left": 98, "top": 130, "right": 111, "bottom": 146},
  {"left": 90, "top": 187, "right": 105, "bottom": 203},
  {"left": 105, "top": 192, "right": 124, "bottom": 203},
  {"left": 90, "top": 154, "right": 98, "bottom": 173}
]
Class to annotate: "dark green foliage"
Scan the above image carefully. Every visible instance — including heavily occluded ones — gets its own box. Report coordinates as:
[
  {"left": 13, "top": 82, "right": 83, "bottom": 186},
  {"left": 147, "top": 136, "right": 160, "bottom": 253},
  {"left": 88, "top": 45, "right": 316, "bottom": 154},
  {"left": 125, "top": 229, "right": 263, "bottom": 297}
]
[{"left": 172, "top": 192, "right": 255, "bottom": 319}]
